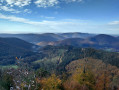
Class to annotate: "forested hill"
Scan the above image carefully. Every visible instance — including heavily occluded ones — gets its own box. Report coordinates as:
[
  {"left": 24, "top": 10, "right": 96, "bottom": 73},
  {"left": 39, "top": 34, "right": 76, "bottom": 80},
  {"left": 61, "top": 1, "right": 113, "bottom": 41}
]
[
  {"left": 0, "top": 37, "right": 34, "bottom": 50},
  {"left": 31, "top": 45, "right": 119, "bottom": 72},
  {"left": 0, "top": 37, "right": 36, "bottom": 65},
  {"left": 1, "top": 45, "right": 119, "bottom": 90}
]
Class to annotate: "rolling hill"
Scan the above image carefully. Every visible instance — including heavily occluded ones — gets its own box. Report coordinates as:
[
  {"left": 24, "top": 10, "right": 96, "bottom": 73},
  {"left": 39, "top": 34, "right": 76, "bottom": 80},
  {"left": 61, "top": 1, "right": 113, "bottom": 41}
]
[
  {"left": 0, "top": 33, "right": 65, "bottom": 44},
  {"left": 117, "top": 36, "right": 119, "bottom": 40},
  {"left": 89, "top": 34, "right": 119, "bottom": 44},
  {"left": 89, "top": 34, "right": 119, "bottom": 50},
  {"left": 59, "top": 32, "right": 95, "bottom": 39},
  {"left": 31, "top": 45, "right": 119, "bottom": 72},
  {"left": 37, "top": 34, "right": 119, "bottom": 51},
  {"left": 0, "top": 32, "right": 95, "bottom": 44},
  {"left": 0, "top": 37, "right": 35, "bottom": 65}
]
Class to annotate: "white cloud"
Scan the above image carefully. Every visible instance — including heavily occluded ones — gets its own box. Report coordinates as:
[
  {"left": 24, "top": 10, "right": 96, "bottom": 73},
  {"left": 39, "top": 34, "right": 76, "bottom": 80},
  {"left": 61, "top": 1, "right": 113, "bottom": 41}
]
[
  {"left": 0, "top": 13, "right": 87, "bottom": 27},
  {"left": 0, "top": 5, "right": 32, "bottom": 13},
  {"left": 0, "top": 6, "right": 21, "bottom": 13},
  {"left": 0, "top": 0, "right": 32, "bottom": 13},
  {"left": 0, "top": 13, "right": 43, "bottom": 25},
  {"left": 64, "top": 0, "right": 83, "bottom": 3},
  {"left": 40, "top": 15, "right": 55, "bottom": 19},
  {"left": 109, "top": 21, "right": 119, "bottom": 25},
  {"left": 0, "top": 13, "right": 71, "bottom": 25},
  {"left": 0, "top": 13, "right": 90, "bottom": 33},
  {"left": 24, "top": 9, "right": 32, "bottom": 13},
  {"left": 1, "top": 13, "right": 118, "bottom": 34},
  {"left": 34, "top": 0, "right": 59, "bottom": 8},
  {"left": 34, "top": 0, "right": 83, "bottom": 8},
  {"left": 2, "top": 0, "right": 32, "bottom": 7},
  {"left": 0, "top": 0, "right": 84, "bottom": 13}
]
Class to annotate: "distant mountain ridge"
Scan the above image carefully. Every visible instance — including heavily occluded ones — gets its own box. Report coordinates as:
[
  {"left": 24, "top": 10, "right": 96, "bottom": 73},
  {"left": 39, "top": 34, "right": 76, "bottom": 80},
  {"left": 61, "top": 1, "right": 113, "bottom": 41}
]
[
  {"left": 58, "top": 32, "right": 95, "bottom": 39},
  {"left": 0, "top": 32, "right": 95, "bottom": 44},
  {"left": 0, "top": 33, "right": 118, "bottom": 51},
  {"left": 89, "top": 34, "right": 119, "bottom": 44},
  {"left": 0, "top": 33, "right": 64, "bottom": 44},
  {"left": 37, "top": 34, "right": 119, "bottom": 51}
]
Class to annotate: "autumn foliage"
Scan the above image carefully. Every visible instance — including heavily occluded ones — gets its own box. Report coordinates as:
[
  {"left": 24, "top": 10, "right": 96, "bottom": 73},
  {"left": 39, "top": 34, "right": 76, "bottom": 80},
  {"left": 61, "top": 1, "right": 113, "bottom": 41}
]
[{"left": 40, "top": 74, "right": 62, "bottom": 90}]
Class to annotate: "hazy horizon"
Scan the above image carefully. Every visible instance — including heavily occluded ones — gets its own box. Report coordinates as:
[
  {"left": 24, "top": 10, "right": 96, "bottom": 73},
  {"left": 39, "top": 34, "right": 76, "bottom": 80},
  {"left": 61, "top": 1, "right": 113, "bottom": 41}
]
[{"left": 0, "top": 32, "right": 118, "bottom": 36}]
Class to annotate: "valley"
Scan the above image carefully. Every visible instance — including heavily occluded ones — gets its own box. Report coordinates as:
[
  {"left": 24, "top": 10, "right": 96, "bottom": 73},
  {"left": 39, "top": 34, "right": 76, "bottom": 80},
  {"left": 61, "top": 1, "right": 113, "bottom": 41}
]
[{"left": 0, "top": 33, "right": 119, "bottom": 90}]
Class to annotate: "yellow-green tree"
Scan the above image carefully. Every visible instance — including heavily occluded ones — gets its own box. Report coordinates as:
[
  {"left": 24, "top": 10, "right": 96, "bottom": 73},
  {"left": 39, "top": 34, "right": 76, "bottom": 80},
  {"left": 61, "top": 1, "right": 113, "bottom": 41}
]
[
  {"left": 63, "top": 80, "right": 89, "bottom": 90},
  {"left": 72, "top": 70, "right": 95, "bottom": 90},
  {"left": 40, "top": 74, "right": 62, "bottom": 90}
]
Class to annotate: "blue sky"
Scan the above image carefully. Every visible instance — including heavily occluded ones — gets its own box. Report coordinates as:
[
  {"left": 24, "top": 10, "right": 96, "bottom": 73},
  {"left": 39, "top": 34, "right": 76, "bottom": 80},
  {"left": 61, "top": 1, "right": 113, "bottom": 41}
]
[{"left": 0, "top": 0, "right": 119, "bottom": 34}]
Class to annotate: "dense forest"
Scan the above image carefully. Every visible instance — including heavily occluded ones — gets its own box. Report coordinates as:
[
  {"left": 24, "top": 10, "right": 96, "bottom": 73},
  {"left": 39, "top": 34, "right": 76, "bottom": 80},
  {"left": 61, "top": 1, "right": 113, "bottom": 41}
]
[{"left": 1, "top": 44, "right": 119, "bottom": 90}]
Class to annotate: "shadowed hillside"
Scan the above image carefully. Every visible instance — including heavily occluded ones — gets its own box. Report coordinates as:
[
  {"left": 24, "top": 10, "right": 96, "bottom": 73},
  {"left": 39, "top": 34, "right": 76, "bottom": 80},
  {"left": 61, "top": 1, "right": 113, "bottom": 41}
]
[{"left": 0, "top": 37, "right": 35, "bottom": 65}]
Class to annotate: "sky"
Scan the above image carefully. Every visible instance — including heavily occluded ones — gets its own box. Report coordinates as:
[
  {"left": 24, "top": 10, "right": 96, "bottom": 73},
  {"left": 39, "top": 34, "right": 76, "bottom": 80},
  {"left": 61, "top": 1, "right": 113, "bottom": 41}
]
[{"left": 0, "top": 0, "right": 119, "bottom": 34}]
